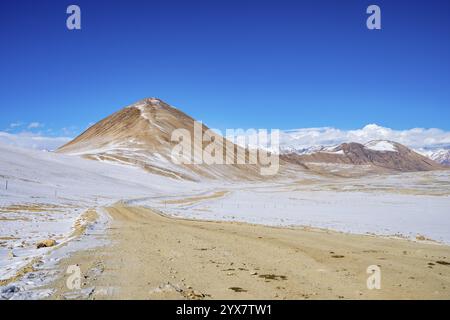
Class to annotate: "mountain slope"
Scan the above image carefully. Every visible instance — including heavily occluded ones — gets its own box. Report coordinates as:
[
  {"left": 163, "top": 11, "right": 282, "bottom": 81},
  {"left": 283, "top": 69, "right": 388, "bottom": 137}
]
[
  {"left": 57, "top": 99, "right": 445, "bottom": 177},
  {"left": 57, "top": 98, "right": 263, "bottom": 181},
  {"left": 418, "top": 149, "right": 450, "bottom": 166},
  {"left": 430, "top": 149, "right": 450, "bottom": 165},
  {"left": 281, "top": 140, "right": 443, "bottom": 172}
]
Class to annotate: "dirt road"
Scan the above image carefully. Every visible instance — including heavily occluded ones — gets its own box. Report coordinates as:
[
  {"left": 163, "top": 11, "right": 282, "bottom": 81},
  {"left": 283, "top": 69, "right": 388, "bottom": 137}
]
[{"left": 49, "top": 205, "right": 450, "bottom": 299}]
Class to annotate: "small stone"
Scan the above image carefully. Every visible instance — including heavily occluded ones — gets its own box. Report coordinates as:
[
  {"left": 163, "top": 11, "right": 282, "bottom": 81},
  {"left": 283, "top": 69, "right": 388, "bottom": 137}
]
[
  {"left": 36, "top": 239, "right": 57, "bottom": 249},
  {"left": 193, "top": 290, "right": 204, "bottom": 297},
  {"left": 1, "top": 285, "right": 19, "bottom": 298}
]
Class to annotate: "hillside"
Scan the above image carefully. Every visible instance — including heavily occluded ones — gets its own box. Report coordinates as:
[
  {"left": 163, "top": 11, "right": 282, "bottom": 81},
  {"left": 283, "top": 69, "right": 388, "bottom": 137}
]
[
  {"left": 58, "top": 98, "right": 264, "bottom": 181},
  {"left": 281, "top": 140, "right": 443, "bottom": 172}
]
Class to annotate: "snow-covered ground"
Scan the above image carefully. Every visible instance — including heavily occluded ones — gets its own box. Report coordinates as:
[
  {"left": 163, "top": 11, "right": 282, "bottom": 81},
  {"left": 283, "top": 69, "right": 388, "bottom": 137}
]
[
  {"left": 1, "top": 142, "right": 450, "bottom": 299},
  {"left": 132, "top": 171, "right": 450, "bottom": 244},
  {"left": 0, "top": 142, "right": 201, "bottom": 298}
]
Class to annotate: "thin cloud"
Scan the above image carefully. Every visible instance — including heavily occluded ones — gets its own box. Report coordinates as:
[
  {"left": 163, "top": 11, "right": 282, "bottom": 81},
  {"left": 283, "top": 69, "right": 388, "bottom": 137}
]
[
  {"left": 1, "top": 123, "right": 450, "bottom": 153},
  {"left": 234, "top": 124, "right": 450, "bottom": 152},
  {"left": 9, "top": 122, "right": 23, "bottom": 128},
  {"left": 281, "top": 124, "right": 450, "bottom": 150},
  {"left": 0, "top": 131, "right": 72, "bottom": 151},
  {"left": 61, "top": 126, "right": 79, "bottom": 136},
  {"left": 27, "top": 122, "right": 44, "bottom": 129}
]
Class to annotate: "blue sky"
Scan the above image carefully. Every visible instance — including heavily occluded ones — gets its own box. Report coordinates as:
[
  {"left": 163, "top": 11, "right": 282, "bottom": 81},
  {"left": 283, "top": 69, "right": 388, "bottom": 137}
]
[{"left": 1, "top": 0, "right": 450, "bottom": 139}]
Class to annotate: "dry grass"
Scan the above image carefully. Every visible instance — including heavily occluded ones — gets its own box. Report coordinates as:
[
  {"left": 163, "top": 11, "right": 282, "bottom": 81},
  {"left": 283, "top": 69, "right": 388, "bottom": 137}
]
[
  {"left": 72, "top": 209, "right": 99, "bottom": 237},
  {"left": 0, "top": 203, "right": 65, "bottom": 213},
  {"left": 0, "top": 257, "right": 40, "bottom": 287}
]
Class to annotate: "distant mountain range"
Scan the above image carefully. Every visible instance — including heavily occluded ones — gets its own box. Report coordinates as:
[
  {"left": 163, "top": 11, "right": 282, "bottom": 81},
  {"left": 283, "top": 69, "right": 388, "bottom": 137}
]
[
  {"left": 280, "top": 140, "right": 443, "bottom": 172},
  {"left": 280, "top": 141, "right": 450, "bottom": 167},
  {"left": 415, "top": 149, "right": 450, "bottom": 166}
]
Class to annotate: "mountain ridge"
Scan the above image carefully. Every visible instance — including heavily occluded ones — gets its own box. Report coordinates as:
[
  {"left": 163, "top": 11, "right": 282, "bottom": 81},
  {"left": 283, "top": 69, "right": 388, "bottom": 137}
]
[
  {"left": 57, "top": 98, "right": 266, "bottom": 181},
  {"left": 58, "top": 98, "right": 446, "bottom": 178},
  {"left": 281, "top": 140, "right": 443, "bottom": 172}
]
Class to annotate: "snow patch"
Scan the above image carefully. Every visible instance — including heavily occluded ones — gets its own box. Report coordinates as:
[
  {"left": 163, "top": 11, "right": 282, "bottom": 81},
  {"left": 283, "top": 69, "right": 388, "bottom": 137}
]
[{"left": 365, "top": 140, "right": 398, "bottom": 152}]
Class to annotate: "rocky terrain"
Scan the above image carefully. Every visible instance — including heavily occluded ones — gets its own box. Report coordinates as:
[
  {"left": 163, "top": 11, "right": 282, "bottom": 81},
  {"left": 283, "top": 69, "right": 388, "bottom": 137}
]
[{"left": 281, "top": 140, "right": 443, "bottom": 172}]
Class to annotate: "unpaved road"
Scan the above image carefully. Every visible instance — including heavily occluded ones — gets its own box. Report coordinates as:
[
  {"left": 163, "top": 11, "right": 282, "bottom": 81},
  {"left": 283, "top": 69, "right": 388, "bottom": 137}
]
[{"left": 48, "top": 205, "right": 450, "bottom": 299}]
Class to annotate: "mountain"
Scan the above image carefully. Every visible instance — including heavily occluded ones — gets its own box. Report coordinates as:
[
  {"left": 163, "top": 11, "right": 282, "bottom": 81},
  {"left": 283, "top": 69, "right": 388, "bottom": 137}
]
[
  {"left": 57, "top": 98, "right": 445, "bottom": 178},
  {"left": 280, "top": 145, "right": 330, "bottom": 155},
  {"left": 429, "top": 149, "right": 450, "bottom": 165},
  {"left": 417, "top": 149, "right": 450, "bottom": 166},
  {"left": 57, "top": 98, "right": 263, "bottom": 181},
  {"left": 281, "top": 140, "right": 443, "bottom": 172}
]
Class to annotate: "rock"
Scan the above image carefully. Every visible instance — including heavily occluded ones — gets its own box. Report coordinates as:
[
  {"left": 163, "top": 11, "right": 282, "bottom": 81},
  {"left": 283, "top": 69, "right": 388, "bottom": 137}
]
[
  {"left": 36, "top": 239, "right": 57, "bottom": 249},
  {"left": 1, "top": 285, "right": 19, "bottom": 299},
  {"left": 192, "top": 290, "right": 204, "bottom": 297},
  {"left": 8, "top": 250, "right": 17, "bottom": 258}
]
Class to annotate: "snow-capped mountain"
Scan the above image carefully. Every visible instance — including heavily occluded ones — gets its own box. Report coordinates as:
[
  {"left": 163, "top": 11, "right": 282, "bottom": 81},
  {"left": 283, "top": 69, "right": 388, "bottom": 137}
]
[
  {"left": 416, "top": 148, "right": 450, "bottom": 166},
  {"left": 57, "top": 98, "right": 263, "bottom": 181},
  {"left": 364, "top": 140, "right": 398, "bottom": 152},
  {"left": 430, "top": 149, "right": 450, "bottom": 165},
  {"left": 281, "top": 140, "right": 401, "bottom": 155},
  {"left": 278, "top": 124, "right": 450, "bottom": 153},
  {"left": 280, "top": 145, "right": 338, "bottom": 155},
  {"left": 281, "top": 140, "right": 443, "bottom": 172},
  {"left": 56, "top": 99, "right": 447, "bottom": 176}
]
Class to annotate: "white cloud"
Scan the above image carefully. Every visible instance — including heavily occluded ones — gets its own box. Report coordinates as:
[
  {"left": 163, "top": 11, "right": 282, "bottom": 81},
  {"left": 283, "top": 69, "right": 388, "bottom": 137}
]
[
  {"left": 1, "top": 123, "right": 450, "bottom": 154},
  {"left": 9, "top": 122, "right": 23, "bottom": 128},
  {"left": 27, "top": 122, "right": 44, "bottom": 129},
  {"left": 234, "top": 124, "right": 450, "bottom": 152},
  {"left": 0, "top": 131, "right": 72, "bottom": 151},
  {"left": 280, "top": 124, "right": 450, "bottom": 151},
  {"left": 61, "top": 126, "right": 80, "bottom": 136}
]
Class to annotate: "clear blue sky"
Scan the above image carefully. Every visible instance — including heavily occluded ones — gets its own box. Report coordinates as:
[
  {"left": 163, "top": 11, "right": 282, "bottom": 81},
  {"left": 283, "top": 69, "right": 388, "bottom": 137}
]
[{"left": 1, "top": 0, "right": 449, "bottom": 137}]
